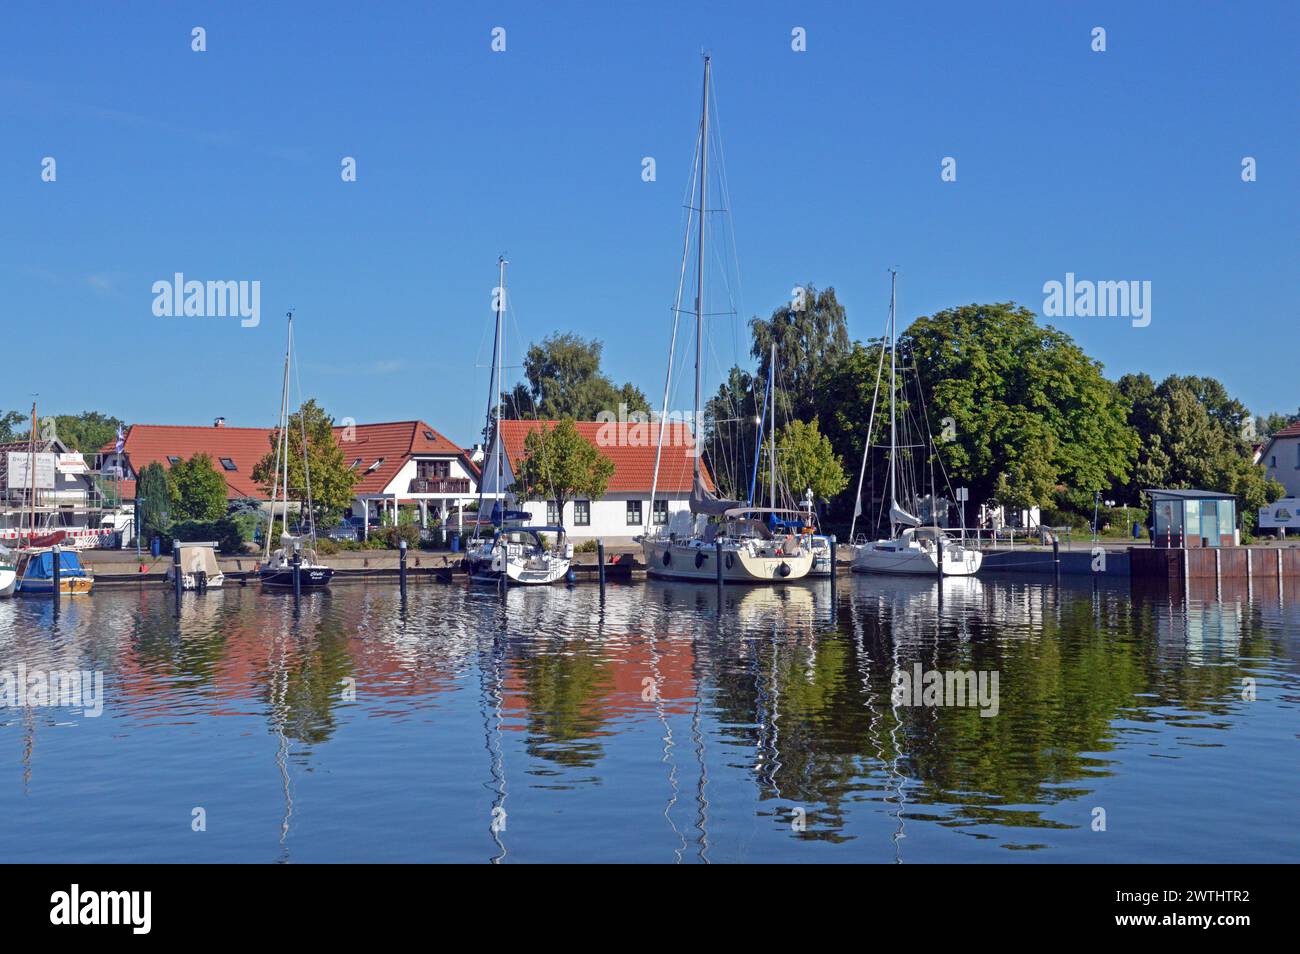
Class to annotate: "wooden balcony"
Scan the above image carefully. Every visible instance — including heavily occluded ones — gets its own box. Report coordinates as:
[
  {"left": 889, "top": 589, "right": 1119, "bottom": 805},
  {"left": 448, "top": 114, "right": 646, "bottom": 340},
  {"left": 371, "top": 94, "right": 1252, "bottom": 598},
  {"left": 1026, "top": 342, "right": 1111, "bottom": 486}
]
[{"left": 409, "top": 477, "right": 471, "bottom": 495}]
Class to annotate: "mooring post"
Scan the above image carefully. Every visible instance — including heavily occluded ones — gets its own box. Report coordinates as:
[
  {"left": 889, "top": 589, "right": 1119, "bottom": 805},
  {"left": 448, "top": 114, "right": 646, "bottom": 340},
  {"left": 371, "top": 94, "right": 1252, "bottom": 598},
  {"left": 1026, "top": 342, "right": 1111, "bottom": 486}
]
[
  {"left": 936, "top": 532, "right": 944, "bottom": 579},
  {"left": 830, "top": 534, "right": 838, "bottom": 597},
  {"left": 715, "top": 537, "right": 724, "bottom": 587},
  {"left": 597, "top": 538, "right": 606, "bottom": 595},
  {"left": 172, "top": 541, "right": 182, "bottom": 601},
  {"left": 399, "top": 538, "right": 408, "bottom": 599},
  {"left": 1052, "top": 533, "right": 1061, "bottom": 582},
  {"left": 292, "top": 543, "right": 302, "bottom": 604},
  {"left": 52, "top": 544, "right": 62, "bottom": 608},
  {"left": 1246, "top": 547, "right": 1253, "bottom": 600}
]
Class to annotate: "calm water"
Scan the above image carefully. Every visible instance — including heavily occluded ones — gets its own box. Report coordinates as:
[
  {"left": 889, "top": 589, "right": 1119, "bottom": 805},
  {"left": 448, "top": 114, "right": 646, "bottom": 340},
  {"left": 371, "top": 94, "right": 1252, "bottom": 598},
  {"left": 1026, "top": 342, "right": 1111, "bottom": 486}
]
[{"left": 1, "top": 574, "right": 1297, "bottom": 863}]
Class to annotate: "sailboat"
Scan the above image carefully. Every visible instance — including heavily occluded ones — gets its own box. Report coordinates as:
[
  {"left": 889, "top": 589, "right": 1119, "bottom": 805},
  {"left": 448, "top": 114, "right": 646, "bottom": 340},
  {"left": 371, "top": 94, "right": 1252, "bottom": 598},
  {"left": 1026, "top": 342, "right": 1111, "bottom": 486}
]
[
  {"left": 259, "top": 312, "right": 335, "bottom": 590},
  {"left": 0, "top": 543, "right": 16, "bottom": 596},
  {"left": 640, "top": 56, "right": 813, "bottom": 584},
  {"left": 849, "top": 272, "right": 981, "bottom": 577},
  {"left": 465, "top": 257, "right": 573, "bottom": 586}
]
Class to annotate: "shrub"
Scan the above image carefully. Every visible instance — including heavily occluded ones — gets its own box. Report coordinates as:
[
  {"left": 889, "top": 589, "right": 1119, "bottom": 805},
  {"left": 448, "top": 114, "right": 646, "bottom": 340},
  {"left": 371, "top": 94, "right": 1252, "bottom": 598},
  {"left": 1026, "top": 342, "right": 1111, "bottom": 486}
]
[
  {"left": 574, "top": 539, "right": 599, "bottom": 553},
  {"left": 163, "top": 517, "right": 245, "bottom": 554}
]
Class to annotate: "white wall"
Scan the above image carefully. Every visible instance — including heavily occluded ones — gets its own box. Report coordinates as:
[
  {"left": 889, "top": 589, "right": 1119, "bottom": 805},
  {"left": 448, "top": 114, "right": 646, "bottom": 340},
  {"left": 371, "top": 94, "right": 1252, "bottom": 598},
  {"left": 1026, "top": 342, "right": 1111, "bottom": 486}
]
[
  {"left": 1264, "top": 436, "right": 1300, "bottom": 498},
  {"left": 515, "top": 493, "right": 692, "bottom": 540}
]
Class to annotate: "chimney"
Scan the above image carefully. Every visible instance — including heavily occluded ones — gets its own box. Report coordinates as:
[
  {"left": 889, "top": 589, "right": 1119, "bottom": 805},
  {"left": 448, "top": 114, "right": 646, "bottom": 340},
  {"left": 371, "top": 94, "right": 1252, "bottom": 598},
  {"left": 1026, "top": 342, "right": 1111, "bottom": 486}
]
[{"left": 214, "top": 417, "right": 226, "bottom": 428}]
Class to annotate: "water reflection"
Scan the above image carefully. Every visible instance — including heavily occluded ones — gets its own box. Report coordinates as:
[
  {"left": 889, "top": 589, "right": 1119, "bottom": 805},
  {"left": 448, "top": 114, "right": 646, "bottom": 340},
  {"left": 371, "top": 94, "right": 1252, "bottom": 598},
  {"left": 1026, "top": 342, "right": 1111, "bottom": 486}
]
[{"left": 0, "top": 573, "right": 1296, "bottom": 862}]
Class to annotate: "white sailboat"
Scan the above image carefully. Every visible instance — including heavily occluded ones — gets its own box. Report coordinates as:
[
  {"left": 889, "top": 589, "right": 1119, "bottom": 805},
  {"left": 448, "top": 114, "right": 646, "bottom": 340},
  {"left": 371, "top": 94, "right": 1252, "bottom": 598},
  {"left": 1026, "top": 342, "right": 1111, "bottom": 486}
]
[
  {"left": 850, "top": 272, "right": 981, "bottom": 577},
  {"left": 465, "top": 257, "right": 573, "bottom": 586},
  {"left": 259, "top": 312, "right": 335, "bottom": 590},
  {"left": 640, "top": 56, "right": 813, "bottom": 584}
]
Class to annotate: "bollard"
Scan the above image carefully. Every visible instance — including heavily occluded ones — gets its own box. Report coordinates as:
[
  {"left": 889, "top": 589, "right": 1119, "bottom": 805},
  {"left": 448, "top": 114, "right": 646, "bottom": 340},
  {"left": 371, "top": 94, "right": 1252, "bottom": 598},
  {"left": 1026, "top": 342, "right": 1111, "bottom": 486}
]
[
  {"left": 829, "top": 534, "right": 837, "bottom": 595},
  {"left": 52, "top": 544, "right": 62, "bottom": 608},
  {"left": 597, "top": 539, "right": 606, "bottom": 596},
  {"left": 292, "top": 544, "right": 302, "bottom": 603},
  {"left": 172, "top": 541, "right": 182, "bottom": 601},
  {"left": 1052, "top": 534, "right": 1060, "bottom": 581},
  {"left": 715, "top": 538, "right": 724, "bottom": 587},
  {"left": 399, "top": 538, "right": 408, "bottom": 599},
  {"left": 936, "top": 532, "right": 944, "bottom": 579}
]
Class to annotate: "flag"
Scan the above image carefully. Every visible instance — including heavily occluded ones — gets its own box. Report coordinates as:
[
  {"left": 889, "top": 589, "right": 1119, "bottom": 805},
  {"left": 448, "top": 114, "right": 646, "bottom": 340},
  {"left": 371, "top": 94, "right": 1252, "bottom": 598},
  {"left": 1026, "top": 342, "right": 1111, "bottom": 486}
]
[{"left": 114, "top": 425, "right": 125, "bottom": 453}]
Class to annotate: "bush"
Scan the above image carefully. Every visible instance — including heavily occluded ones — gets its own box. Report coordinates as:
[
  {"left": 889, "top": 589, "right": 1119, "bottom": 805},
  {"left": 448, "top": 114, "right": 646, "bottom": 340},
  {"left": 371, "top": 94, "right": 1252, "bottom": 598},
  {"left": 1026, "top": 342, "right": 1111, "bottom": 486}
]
[
  {"left": 163, "top": 517, "right": 246, "bottom": 554},
  {"left": 380, "top": 523, "right": 420, "bottom": 550},
  {"left": 574, "top": 539, "right": 599, "bottom": 553}
]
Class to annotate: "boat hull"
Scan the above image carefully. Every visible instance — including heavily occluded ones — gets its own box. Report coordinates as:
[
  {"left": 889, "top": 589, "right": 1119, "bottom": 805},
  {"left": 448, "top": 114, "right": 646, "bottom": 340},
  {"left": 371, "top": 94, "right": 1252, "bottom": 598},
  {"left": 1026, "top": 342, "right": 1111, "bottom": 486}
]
[
  {"left": 17, "top": 577, "right": 94, "bottom": 596},
  {"left": 0, "top": 567, "right": 15, "bottom": 597},
  {"left": 851, "top": 543, "right": 982, "bottom": 577},
  {"left": 466, "top": 556, "right": 571, "bottom": 586},
  {"left": 641, "top": 538, "right": 814, "bottom": 583},
  {"left": 259, "top": 566, "right": 334, "bottom": 589}
]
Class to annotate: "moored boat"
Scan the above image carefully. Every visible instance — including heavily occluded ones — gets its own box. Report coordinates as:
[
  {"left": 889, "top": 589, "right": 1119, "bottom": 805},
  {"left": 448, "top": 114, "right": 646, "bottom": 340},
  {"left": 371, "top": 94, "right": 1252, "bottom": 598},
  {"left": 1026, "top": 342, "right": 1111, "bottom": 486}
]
[
  {"left": 14, "top": 547, "right": 95, "bottom": 595},
  {"left": 165, "top": 540, "right": 226, "bottom": 590},
  {"left": 0, "top": 545, "right": 17, "bottom": 597}
]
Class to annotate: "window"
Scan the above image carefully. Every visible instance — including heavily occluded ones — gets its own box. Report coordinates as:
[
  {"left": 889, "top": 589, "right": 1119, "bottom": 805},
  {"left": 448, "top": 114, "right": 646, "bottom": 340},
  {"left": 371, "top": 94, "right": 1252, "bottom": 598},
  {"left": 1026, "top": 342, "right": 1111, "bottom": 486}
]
[
  {"left": 423, "top": 430, "right": 437, "bottom": 441},
  {"left": 366, "top": 457, "right": 385, "bottom": 473},
  {"left": 574, "top": 500, "right": 591, "bottom": 526},
  {"left": 1271, "top": 455, "right": 1277, "bottom": 468},
  {"left": 219, "top": 457, "right": 237, "bottom": 472},
  {"left": 167, "top": 455, "right": 181, "bottom": 465},
  {"left": 417, "top": 459, "right": 450, "bottom": 479},
  {"left": 546, "top": 500, "right": 559, "bottom": 525},
  {"left": 626, "top": 499, "right": 643, "bottom": 526},
  {"left": 350, "top": 458, "right": 363, "bottom": 470},
  {"left": 652, "top": 499, "right": 668, "bottom": 525}
]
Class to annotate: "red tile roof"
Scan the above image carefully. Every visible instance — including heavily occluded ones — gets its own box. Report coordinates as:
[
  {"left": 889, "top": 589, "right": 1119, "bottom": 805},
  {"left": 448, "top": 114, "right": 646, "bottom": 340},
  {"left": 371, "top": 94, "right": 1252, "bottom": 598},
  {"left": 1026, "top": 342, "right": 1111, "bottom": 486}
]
[
  {"left": 104, "top": 421, "right": 467, "bottom": 500},
  {"left": 1271, "top": 422, "right": 1300, "bottom": 439},
  {"left": 496, "top": 419, "right": 713, "bottom": 493}
]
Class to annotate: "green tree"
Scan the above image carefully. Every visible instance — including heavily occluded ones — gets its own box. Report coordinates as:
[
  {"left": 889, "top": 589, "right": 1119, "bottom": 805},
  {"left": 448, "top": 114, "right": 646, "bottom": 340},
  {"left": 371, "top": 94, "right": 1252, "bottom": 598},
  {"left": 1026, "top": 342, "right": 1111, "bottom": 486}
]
[
  {"left": 503, "top": 334, "right": 650, "bottom": 421},
  {"left": 1120, "top": 373, "right": 1284, "bottom": 535},
  {"left": 905, "top": 302, "right": 1137, "bottom": 510},
  {"left": 0, "top": 410, "right": 24, "bottom": 443},
  {"left": 136, "top": 462, "right": 172, "bottom": 542},
  {"left": 508, "top": 419, "right": 615, "bottom": 527},
  {"left": 762, "top": 418, "right": 849, "bottom": 504},
  {"left": 252, "top": 399, "right": 359, "bottom": 527},
  {"left": 50, "top": 411, "right": 124, "bottom": 453},
  {"left": 168, "top": 453, "right": 229, "bottom": 521},
  {"left": 750, "top": 284, "right": 850, "bottom": 421},
  {"left": 702, "top": 365, "right": 761, "bottom": 501}
]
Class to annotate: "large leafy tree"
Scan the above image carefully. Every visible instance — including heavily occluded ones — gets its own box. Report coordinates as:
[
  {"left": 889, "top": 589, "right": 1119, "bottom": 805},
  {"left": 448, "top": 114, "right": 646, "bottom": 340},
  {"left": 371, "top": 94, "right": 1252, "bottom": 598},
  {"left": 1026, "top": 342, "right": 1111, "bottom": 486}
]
[
  {"left": 0, "top": 410, "right": 25, "bottom": 443},
  {"left": 503, "top": 334, "right": 650, "bottom": 421},
  {"left": 50, "top": 411, "right": 124, "bottom": 453},
  {"left": 508, "top": 419, "right": 615, "bottom": 527},
  {"left": 904, "top": 302, "right": 1137, "bottom": 510},
  {"left": 750, "top": 283, "right": 850, "bottom": 422},
  {"left": 136, "top": 462, "right": 172, "bottom": 542},
  {"left": 252, "top": 399, "right": 359, "bottom": 527},
  {"left": 168, "top": 453, "right": 228, "bottom": 521},
  {"left": 1119, "top": 373, "right": 1284, "bottom": 534},
  {"left": 702, "top": 365, "right": 761, "bottom": 501}
]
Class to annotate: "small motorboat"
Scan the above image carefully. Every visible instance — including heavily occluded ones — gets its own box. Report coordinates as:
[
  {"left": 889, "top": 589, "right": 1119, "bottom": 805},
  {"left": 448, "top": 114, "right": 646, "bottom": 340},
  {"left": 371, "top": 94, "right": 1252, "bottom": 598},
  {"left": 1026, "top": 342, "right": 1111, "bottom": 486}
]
[
  {"left": 14, "top": 547, "right": 95, "bottom": 596},
  {"left": 164, "top": 541, "right": 225, "bottom": 591}
]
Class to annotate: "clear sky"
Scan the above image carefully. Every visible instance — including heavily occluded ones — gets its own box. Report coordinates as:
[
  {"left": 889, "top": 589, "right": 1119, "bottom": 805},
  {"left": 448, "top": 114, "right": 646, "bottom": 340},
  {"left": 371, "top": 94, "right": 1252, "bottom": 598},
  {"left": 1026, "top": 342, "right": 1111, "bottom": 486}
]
[{"left": 3, "top": 1, "right": 1296, "bottom": 446}]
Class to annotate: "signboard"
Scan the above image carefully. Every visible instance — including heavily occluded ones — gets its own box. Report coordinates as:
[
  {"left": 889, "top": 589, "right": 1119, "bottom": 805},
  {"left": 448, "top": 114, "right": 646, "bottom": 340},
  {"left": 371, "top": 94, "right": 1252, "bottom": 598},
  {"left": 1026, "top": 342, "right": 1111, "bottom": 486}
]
[
  {"left": 955, "top": 487, "right": 969, "bottom": 502},
  {"left": 1258, "top": 499, "right": 1298, "bottom": 529},
  {"left": 5, "top": 452, "right": 57, "bottom": 490},
  {"left": 56, "top": 453, "right": 88, "bottom": 475}
]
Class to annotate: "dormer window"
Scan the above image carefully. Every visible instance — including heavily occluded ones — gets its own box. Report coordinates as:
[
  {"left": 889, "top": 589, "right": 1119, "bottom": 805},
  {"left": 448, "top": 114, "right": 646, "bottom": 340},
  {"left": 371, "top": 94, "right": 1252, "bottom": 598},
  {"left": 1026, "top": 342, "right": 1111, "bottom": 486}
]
[
  {"left": 219, "top": 457, "right": 237, "bottom": 471},
  {"left": 350, "top": 458, "right": 363, "bottom": 470},
  {"left": 366, "top": 457, "right": 385, "bottom": 473}
]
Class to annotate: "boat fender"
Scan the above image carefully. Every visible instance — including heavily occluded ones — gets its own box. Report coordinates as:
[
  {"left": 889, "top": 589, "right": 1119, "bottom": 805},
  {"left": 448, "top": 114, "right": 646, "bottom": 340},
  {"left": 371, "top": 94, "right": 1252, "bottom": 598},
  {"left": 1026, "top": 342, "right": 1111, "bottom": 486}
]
[
  {"left": 695, "top": 550, "right": 706, "bottom": 569},
  {"left": 663, "top": 550, "right": 672, "bottom": 567},
  {"left": 777, "top": 561, "right": 791, "bottom": 578},
  {"left": 725, "top": 552, "right": 734, "bottom": 570}
]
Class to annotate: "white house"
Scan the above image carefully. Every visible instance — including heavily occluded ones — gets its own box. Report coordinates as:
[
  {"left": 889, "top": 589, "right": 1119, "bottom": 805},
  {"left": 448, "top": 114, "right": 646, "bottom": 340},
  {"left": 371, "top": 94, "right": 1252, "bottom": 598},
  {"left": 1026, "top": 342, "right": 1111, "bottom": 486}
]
[
  {"left": 479, "top": 419, "right": 713, "bottom": 543},
  {"left": 1258, "top": 421, "right": 1300, "bottom": 536}
]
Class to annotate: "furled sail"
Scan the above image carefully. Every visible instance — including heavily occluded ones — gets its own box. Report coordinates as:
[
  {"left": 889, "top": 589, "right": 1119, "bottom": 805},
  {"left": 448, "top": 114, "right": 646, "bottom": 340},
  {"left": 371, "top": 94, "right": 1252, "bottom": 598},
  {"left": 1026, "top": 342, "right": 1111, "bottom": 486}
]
[
  {"left": 690, "top": 473, "right": 743, "bottom": 516},
  {"left": 890, "top": 501, "right": 922, "bottom": 527}
]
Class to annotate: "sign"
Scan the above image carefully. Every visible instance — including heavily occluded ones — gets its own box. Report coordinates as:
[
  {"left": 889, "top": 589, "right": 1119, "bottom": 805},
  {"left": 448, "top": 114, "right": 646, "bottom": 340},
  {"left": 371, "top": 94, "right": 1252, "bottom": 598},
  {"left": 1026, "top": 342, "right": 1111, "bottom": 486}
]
[
  {"left": 955, "top": 487, "right": 969, "bottom": 502},
  {"left": 5, "top": 452, "right": 57, "bottom": 489},
  {"left": 57, "top": 453, "right": 88, "bottom": 475},
  {"left": 1258, "top": 499, "right": 1298, "bottom": 529}
]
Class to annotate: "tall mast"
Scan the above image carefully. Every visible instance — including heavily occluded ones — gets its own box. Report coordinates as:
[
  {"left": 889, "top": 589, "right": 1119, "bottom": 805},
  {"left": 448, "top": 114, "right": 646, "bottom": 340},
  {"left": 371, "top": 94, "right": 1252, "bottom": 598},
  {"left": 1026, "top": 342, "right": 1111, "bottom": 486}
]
[
  {"left": 769, "top": 341, "right": 776, "bottom": 511},
  {"left": 264, "top": 316, "right": 292, "bottom": 562},
  {"left": 495, "top": 256, "right": 506, "bottom": 510},
  {"left": 693, "top": 55, "right": 710, "bottom": 486},
  {"left": 888, "top": 269, "right": 898, "bottom": 533},
  {"left": 29, "top": 402, "right": 36, "bottom": 538}
]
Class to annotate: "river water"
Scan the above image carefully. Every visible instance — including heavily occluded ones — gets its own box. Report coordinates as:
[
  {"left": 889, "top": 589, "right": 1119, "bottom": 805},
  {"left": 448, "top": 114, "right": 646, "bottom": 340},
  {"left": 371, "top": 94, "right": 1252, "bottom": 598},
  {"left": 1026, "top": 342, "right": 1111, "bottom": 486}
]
[{"left": 1, "top": 574, "right": 1296, "bottom": 863}]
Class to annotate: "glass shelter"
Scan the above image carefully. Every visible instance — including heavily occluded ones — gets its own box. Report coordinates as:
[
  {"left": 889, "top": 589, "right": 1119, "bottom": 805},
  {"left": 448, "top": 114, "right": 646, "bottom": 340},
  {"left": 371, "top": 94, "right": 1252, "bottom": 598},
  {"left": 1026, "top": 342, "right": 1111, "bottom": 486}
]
[{"left": 1147, "top": 489, "right": 1237, "bottom": 548}]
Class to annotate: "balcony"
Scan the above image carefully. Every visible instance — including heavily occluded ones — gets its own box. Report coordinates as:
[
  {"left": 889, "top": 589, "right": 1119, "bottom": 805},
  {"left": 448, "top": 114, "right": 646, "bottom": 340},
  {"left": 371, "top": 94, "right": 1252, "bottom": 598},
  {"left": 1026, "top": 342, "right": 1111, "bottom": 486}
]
[{"left": 409, "top": 477, "right": 471, "bottom": 495}]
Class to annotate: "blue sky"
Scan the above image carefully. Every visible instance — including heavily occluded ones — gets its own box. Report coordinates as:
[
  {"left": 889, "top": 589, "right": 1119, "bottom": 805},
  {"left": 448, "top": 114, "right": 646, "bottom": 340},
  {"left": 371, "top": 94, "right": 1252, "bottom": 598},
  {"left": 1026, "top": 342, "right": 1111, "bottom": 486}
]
[{"left": 3, "top": 1, "right": 1296, "bottom": 446}]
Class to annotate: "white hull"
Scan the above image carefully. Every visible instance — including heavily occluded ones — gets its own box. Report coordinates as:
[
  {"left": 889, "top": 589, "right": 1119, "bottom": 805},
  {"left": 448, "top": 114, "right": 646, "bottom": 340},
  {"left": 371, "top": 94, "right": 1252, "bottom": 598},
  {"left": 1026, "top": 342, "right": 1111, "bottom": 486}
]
[
  {"left": 0, "top": 567, "right": 16, "bottom": 597},
  {"left": 642, "top": 538, "right": 814, "bottom": 583},
  {"left": 852, "top": 539, "right": 982, "bottom": 576},
  {"left": 467, "top": 545, "right": 570, "bottom": 586}
]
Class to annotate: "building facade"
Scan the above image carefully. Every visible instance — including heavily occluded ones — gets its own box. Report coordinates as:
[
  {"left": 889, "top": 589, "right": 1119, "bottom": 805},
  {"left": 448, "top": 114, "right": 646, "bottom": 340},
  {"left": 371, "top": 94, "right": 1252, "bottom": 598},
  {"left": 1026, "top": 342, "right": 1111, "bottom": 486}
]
[{"left": 480, "top": 419, "right": 712, "bottom": 543}]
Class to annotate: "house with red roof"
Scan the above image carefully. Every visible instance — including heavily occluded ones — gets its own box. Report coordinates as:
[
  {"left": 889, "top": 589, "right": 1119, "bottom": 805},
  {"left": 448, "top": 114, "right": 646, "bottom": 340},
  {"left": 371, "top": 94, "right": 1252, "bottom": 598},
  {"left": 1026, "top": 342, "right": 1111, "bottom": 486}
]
[
  {"left": 480, "top": 419, "right": 713, "bottom": 541},
  {"left": 1258, "top": 421, "right": 1300, "bottom": 534},
  {"left": 99, "top": 418, "right": 478, "bottom": 529}
]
